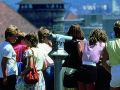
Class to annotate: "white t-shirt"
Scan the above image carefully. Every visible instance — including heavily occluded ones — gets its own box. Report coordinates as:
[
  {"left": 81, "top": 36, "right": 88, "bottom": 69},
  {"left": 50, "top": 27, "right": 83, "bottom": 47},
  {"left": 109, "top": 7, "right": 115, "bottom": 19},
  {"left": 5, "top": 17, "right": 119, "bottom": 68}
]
[
  {"left": 37, "top": 43, "right": 52, "bottom": 54},
  {"left": 37, "top": 43, "right": 54, "bottom": 64},
  {"left": 0, "top": 41, "right": 18, "bottom": 77},
  {"left": 24, "top": 47, "right": 45, "bottom": 71}
]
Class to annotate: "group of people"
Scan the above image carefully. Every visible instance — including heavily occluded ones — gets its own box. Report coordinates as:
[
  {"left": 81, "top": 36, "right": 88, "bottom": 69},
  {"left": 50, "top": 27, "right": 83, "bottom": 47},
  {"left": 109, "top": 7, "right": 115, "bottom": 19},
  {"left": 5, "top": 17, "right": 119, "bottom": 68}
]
[
  {"left": 0, "top": 25, "right": 54, "bottom": 90},
  {"left": 63, "top": 20, "right": 120, "bottom": 90},
  {"left": 0, "top": 20, "right": 120, "bottom": 90}
]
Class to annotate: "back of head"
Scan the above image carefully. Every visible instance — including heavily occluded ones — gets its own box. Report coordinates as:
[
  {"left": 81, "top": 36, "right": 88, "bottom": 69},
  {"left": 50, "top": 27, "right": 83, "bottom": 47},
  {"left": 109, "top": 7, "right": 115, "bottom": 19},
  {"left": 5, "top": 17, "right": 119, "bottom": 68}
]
[
  {"left": 89, "top": 28, "right": 107, "bottom": 43},
  {"left": 24, "top": 32, "right": 38, "bottom": 47},
  {"left": 89, "top": 37, "right": 97, "bottom": 45},
  {"left": 38, "top": 27, "right": 49, "bottom": 36},
  {"left": 15, "top": 31, "right": 26, "bottom": 44},
  {"left": 67, "top": 24, "right": 84, "bottom": 40},
  {"left": 114, "top": 20, "right": 120, "bottom": 38},
  {"left": 38, "top": 27, "right": 50, "bottom": 43},
  {"left": 5, "top": 25, "right": 18, "bottom": 40}
]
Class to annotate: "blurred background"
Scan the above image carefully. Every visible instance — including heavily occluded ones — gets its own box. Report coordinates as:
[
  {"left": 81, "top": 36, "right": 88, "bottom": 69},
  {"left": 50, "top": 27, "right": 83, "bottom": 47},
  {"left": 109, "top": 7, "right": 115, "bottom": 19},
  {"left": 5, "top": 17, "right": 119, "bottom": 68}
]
[{"left": 0, "top": 0, "right": 120, "bottom": 41}]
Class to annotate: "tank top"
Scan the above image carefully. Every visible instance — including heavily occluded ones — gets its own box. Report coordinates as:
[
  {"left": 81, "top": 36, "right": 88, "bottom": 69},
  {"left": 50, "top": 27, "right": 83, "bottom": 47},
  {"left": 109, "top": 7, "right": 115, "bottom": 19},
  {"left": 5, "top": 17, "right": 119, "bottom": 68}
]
[
  {"left": 82, "top": 41, "right": 105, "bottom": 64},
  {"left": 63, "top": 39, "right": 84, "bottom": 69},
  {"left": 106, "top": 38, "right": 120, "bottom": 66}
]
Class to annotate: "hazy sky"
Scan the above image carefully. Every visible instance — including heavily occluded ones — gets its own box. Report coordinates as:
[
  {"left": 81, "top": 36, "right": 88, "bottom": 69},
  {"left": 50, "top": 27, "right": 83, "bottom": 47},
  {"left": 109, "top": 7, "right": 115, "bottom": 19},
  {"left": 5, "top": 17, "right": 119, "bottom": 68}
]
[
  {"left": 3, "top": 0, "right": 21, "bottom": 11},
  {"left": 65, "top": 0, "right": 112, "bottom": 15},
  {"left": 2, "top": 0, "right": 118, "bottom": 14}
]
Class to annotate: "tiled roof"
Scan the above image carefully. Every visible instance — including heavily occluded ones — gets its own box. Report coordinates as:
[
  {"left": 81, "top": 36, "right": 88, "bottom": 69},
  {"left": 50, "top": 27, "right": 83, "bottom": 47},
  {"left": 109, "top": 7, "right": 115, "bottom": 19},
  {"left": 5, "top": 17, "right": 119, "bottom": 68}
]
[
  {"left": 65, "top": 9, "right": 79, "bottom": 20},
  {"left": 0, "top": 2, "right": 37, "bottom": 42},
  {"left": 65, "top": 12, "right": 78, "bottom": 19},
  {"left": 19, "top": 0, "right": 64, "bottom": 4}
]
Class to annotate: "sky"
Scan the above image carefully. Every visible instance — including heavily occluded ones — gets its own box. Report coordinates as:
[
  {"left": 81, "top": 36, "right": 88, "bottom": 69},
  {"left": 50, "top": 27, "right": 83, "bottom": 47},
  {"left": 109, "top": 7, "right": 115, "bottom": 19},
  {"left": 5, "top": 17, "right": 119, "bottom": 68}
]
[
  {"left": 2, "top": 0, "right": 120, "bottom": 14},
  {"left": 3, "top": 0, "right": 21, "bottom": 11},
  {"left": 64, "top": 0, "right": 112, "bottom": 15}
]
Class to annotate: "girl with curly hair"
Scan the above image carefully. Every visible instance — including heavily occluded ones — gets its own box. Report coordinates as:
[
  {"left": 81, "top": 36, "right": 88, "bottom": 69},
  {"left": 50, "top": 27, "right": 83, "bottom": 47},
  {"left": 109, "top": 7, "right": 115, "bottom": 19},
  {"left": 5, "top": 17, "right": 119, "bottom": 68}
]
[{"left": 76, "top": 28, "right": 109, "bottom": 90}]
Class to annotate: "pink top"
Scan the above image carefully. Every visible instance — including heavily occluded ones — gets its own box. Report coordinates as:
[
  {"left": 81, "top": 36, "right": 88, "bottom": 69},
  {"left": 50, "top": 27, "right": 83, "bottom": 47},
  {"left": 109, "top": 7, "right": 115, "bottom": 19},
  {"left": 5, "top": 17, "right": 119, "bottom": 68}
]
[
  {"left": 13, "top": 43, "right": 27, "bottom": 62},
  {"left": 82, "top": 41, "right": 105, "bottom": 63}
]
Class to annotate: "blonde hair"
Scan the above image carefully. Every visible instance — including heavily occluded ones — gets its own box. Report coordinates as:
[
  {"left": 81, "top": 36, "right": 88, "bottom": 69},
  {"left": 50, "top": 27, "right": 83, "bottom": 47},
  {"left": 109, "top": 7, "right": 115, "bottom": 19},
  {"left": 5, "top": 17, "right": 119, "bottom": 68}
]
[
  {"left": 5, "top": 25, "right": 18, "bottom": 39},
  {"left": 38, "top": 27, "right": 50, "bottom": 43}
]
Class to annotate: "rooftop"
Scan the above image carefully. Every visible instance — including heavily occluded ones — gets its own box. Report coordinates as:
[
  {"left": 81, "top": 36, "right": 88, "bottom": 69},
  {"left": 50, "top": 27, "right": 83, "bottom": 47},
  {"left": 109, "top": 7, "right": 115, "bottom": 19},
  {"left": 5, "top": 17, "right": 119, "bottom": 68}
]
[
  {"left": 0, "top": 2, "right": 37, "bottom": 41},
  {"left": 19, "top": 0, "right": 64, "bottom": 4}
]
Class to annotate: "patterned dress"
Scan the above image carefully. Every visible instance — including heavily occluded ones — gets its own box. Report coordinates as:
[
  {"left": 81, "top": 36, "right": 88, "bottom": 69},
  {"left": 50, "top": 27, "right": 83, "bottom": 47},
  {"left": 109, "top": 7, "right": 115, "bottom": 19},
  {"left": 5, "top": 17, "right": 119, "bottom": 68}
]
[{"left": 24, "top": 47, "right": 46, "bottom": 90}]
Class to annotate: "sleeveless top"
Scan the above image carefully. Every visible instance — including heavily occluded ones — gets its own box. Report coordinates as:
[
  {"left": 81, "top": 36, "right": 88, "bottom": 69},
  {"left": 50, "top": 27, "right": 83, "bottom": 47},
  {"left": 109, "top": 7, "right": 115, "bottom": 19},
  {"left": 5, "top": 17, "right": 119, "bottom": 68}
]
[
  {"left": 63, "top": 39, "right": 84, "bottom": 69},
  {"left": 106, "top": 38, "right": 120, "bottom": 66},
  {"left": 82, "top": 41, "right": 105, "bottom": 64}
]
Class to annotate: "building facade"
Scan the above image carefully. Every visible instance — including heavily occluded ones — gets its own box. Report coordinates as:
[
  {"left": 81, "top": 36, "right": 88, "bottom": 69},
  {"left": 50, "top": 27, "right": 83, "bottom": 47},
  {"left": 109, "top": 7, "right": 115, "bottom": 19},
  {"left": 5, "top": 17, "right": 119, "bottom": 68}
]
[
  {"left": 18, "top": 0, "right": 120, "bottom": 39},
  {"left": 18, "top": 0, "right": 64, "bottom": 33}
]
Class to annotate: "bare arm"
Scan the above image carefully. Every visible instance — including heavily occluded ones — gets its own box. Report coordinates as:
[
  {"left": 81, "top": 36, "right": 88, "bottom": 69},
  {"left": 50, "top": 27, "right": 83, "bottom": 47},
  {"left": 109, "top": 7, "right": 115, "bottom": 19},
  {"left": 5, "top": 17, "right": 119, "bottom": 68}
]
[
  {"left": 1, "top": 57, "right": 8, "bottom": 84},
  {"left": 78, "top": 41, "right": 84, "bottom": 55},
  {"left": 101, "top": 47, "right": 111, "bottom": 72},
  {"left": 21, "top": 55, "right": 34, "bottom": 76},
  {"left": 77, "top": 41, "right": 84, "bottom": 62}
]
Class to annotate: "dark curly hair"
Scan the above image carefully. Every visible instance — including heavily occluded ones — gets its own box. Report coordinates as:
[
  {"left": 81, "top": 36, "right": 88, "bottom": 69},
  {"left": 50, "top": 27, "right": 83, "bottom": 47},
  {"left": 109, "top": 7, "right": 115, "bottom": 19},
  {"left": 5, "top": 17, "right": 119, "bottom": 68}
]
[
  {"left": 89, "top": 37, "right": 97, "bottom": 45},
  {"left": 67, "top": 24, "right": 84, "bottom": 40},
  {"left": 89, "top": 28, "right": 107, "bottom": 43}
]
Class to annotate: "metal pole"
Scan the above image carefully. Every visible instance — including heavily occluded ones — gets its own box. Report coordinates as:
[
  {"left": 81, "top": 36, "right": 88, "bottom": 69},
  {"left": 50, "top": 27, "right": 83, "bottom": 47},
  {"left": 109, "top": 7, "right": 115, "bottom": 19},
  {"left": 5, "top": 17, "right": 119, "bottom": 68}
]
[
  {"left": 50, "top": 50, "right": 68, "bottom": 90},
  {"left": 54, "top": 57, "right": 62, "bottom": 90},
  {"left": 49, "top": 35, "right": 70, "bottom": 90}
]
